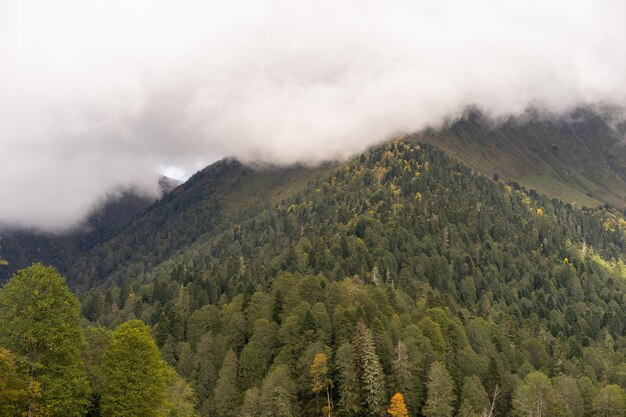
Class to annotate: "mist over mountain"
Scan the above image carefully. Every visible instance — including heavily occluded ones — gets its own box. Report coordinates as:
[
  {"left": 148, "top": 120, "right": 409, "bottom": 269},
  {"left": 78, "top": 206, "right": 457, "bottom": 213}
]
[
  {"left": 2, "top": 0, "right": 626, "bottom": 231},
  {"left": 0, "top": 177, "right": 180, "bottom": 282},
  {"left": 5, "top": 2, "right": 626, "bottom": 416}
]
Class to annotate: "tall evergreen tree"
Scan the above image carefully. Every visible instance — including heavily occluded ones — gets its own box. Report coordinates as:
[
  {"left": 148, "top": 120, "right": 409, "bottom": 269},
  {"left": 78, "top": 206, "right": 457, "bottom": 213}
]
[
  {"left": 423, "top": 361, "right": 455, "bottom": 417},
  {"left": 336, "top": 342, "right": 361, "bottom": 415},
  {"left": 257, "top": 365, "right": 297, "bottom": 417},
  {"left": 213, "top": 350, "right": 240, "bottom": 417},
  {"left": 354, "top": 319, "right": 386, "bottom": 417}
]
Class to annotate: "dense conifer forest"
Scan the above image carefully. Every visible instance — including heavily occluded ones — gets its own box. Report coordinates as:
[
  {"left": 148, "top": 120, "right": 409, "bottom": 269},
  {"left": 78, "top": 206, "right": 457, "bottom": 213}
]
[{"left": 3, "top": 141, "right": 626, "bottom": 416}]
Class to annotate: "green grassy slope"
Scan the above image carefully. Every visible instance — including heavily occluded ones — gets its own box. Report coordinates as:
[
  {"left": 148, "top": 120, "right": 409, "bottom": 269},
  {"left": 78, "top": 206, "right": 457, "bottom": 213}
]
[{"left": 417, "top": 108, "right": 626, "bottom": 208}]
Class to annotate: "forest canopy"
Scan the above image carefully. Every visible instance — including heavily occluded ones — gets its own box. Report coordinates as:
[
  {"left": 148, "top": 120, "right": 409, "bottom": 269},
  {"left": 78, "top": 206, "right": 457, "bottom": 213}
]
[{"left": 3, "top": 142, "right": 626, "bottom": 416}]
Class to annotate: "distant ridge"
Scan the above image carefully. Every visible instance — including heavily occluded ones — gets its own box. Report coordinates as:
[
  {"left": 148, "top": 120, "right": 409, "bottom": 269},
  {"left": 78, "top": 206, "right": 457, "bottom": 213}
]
[
  {"left": 417, "top": 107, "right": 626, "bottom": 209},
  {"left": 0, "top": 175, "right": 181, "bottom": 282}
]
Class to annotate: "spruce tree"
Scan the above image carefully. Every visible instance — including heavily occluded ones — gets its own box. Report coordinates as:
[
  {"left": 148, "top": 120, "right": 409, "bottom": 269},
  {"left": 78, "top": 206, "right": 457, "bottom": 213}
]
[
  {"left": 213, "top": 350, "right": 240, "bottom": 417},
  {"left": 423, "top": 361, "right": 455, "bottom": 417},
  {"left": 257, "top": 365, "right": 297, "bottom": 417},
  {"left": 354, "top": 319, "right": 386, "bottom": 417},
  {"left": 336, "top": 342, "right": 361, "bottom": 415}
]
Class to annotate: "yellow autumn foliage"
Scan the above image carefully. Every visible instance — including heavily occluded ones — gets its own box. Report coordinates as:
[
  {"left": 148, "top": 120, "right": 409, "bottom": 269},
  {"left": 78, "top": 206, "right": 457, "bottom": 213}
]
[{"left": 388, "top": 392, "right": 409, "bottom": 417}]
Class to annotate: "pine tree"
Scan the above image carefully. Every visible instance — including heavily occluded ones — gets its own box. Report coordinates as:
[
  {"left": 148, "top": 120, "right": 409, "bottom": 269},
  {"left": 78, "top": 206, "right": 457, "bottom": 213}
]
[
  {"left": 423, "top": 361, "right": 455, "bottom": 417},
  {"left": 0, "top": 264, "right": 90, "bottom": 417},
  {"left": 387, "top": 393, "right": 409, "bottom": 417},
  {"left": 99, "top": 320, "right": 170, "bottom": 417},
  {"left": 213, "top": 350, "right": 240, "bottom": 417},
  {"left": 354, "top": 319, "right": 386, "bottom": 417}
]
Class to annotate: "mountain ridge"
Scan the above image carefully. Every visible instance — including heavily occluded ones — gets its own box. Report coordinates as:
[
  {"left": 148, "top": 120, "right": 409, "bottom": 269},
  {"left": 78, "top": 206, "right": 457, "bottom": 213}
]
[
  {"left": 0, "top": 176, "right": 181, "bottom": 282},
  {"left": 417, "top": 107, "right": 626, "bottom": 209},
  {"left": 78, "top": 139, "right": 626, "bottom": 416}
]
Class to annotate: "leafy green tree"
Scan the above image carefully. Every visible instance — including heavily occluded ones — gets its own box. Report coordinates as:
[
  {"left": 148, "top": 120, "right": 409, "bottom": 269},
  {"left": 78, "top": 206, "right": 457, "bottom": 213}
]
[
  {"left": 82, "top": 326, "right": 112, "bottom": 416},
  {"left": 0, "top": 347, "right": 40, "bottom": 416},
  {"left": 0, "top": 264, "right": 90, "bottom": 416},
  {"left": 458, "top": 375, "right": 489, "bottom": 417},
  {"left": 512, "top": 371, "right": 551, "bottom": 417},
  {"left": 164, "top": 371, "right": 198, "bottom": 417},
  {"left": 592, "top": 385, "right": 626, "bottom": 417},
  {"left": 423, "top": 361, "right": 455, "bottom": 417},
  {"left": 213, "top": 350, "right": 239, "bottom": 417},
  {"left": 551, "top": 376, "right": 583, "bottom": 417},
  {"left": 100, "top": 320, "right": 169, "bottom": 417},
  {"left": 240, "top": 388, "right": 260, "bottom": 417},
  {"left": 82, "top": 326, "right": 112, "bottom": 391},
  {"left": 354, "top": 319, "right": 386, "bottom": 416}
]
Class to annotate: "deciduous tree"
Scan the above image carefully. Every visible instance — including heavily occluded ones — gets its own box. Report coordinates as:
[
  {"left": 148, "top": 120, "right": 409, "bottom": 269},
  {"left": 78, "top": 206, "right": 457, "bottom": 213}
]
[
  {"left": 100, "top": 320, "right": 169, "bottom": 417},
  {"left": 512, "top": 371, "right": 551, "bottom": 417},
  {"left": 0, "top": 264, "right": 90, "bottom": 416},
  {"left": 387, "top": 392, "right": 409, "bottom": 417},
  {"left": 310, "top": 352, "right": 333, "bottom": 417},
  {"left": 592, "top": 385, "right": 626, "bottom": 417}
]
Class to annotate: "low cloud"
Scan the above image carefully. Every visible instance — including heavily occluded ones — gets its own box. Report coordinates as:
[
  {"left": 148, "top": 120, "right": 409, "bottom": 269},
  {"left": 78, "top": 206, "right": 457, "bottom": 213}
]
[{"left": 1, "top": 0, "right": 626, "bottom": 231}]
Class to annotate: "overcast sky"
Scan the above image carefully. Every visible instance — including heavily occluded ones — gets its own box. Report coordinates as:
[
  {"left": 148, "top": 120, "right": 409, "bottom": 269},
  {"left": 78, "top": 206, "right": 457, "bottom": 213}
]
[{"left": 1, "top": 0, "right": 626, "bottom": 231}]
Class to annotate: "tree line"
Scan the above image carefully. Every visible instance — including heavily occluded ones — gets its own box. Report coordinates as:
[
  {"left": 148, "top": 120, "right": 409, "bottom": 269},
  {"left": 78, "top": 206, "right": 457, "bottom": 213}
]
[{"left": 0, "top": 264, "right": 196, "bottom": 417}]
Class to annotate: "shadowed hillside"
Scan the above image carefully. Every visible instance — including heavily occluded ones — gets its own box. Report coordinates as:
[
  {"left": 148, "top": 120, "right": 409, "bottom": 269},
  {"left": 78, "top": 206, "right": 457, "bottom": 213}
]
[
  {"left": 0, "top": 177, "right": 181, "bottom": 282},
  {"left": 66, "top": 161, "right": 335, "bottom": 292},
  {"left": 79, "top": 141, "right": 626, "bottom": 417}
]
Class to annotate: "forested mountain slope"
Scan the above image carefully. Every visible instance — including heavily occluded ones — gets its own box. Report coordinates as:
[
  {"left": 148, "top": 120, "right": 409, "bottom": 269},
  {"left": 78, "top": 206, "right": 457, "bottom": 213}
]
[
  {"left": 80, "top": 141, "right": 626, "bottom": 416},
  {"left": 0, "top": 177, "right": 180, "bottom": 283},
  {"left": 67, "top": 162, "right": 334, "bottom": 292},
  {"left": 418, "top": 108, "right": 626, "bottom": 209}
]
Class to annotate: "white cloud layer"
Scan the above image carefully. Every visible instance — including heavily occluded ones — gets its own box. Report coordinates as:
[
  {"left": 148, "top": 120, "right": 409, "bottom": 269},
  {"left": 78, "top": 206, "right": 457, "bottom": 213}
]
[{"left": 1, "top": 0, "right": 626, "bottom": 231}]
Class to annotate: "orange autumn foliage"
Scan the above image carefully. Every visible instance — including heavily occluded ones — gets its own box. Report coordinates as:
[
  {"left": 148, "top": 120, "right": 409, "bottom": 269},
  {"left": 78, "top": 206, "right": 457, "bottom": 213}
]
[{"left": 387, "top": 392, "right": 409, "bottom": 417}]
